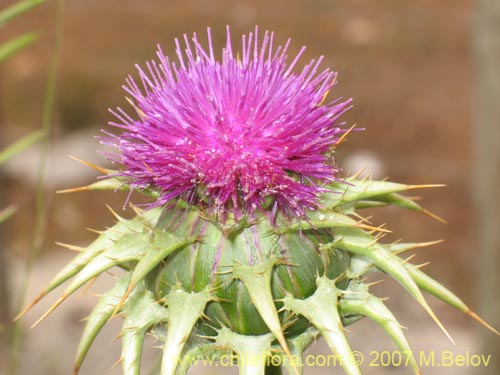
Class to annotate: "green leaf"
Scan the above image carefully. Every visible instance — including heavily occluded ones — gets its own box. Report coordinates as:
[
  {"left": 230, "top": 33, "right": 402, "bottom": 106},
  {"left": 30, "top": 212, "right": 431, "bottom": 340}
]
[
  {"left": 0, "top": 205, "right": 17, "bottom": 223},
  {"left": 283, "top": 276, "right": 362, "bottom": 375},
  {"left": 29, "top": 232, "right": 154, "bottom": 328},
  {"left": 15, "top": 207, "right": 162, "bottom": 322},
  {"left": 232, "top": 258, "right": 293, "bottom": 368},
  {"left": 0, "top": 0, "right": 45, "bottom": 26},
  {"left": 339, "top": 281, "right": 420, "bottom": 374},
  {"left": 326, "top": 227, "right": 454, "bottom": 343},
  {"left": 321, "top": 179, "right": 410, "bottom": 208},
  {"left": 0, "top": 33, "right": 38, "bottom": 63},
  {"left": 367, "top": 192, "right": 423, "bottom": 212},
  {"left": 322, "top": 179, "right": 444, "bottom": 221},
  {"left": 119, "top": 231, "right": 197, "bottom": 308},
  {"left": 160, "top": 287, "right": 213, "bottom": 375},
  {"left": 57, "top": 176, "right": 160, "bottom": 198},
  {"left": 274, "top": 210, "right": 371, "bottom": 234},
  {"left": 120, "top": 284, "right": 169, "bottom": 375},
  {"left": 0, "top": 129, "right": 45, "bottom": 165},
  {"left": 74, "top": 277, "right": 130, "bottom": 374},
  {"left": 272, "top": 327, "right": 319, "bottom": 375}
]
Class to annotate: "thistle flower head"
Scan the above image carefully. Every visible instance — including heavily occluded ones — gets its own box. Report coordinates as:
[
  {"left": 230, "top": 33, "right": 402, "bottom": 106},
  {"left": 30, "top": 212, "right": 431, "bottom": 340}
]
[{"left": 104, "top": 27, "right": 351, "bottom": 216}]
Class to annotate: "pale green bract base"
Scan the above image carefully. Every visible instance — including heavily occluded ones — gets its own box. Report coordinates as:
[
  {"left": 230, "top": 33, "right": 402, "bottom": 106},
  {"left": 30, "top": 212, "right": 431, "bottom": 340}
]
[{"left": 19, "top": 176, "right": 496, "bottom": 375}]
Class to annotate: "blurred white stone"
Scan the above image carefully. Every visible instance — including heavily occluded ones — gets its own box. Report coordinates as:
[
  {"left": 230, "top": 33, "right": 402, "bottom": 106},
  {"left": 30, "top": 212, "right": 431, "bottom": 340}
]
[
  {"left": 344, "top": 17, "right": 379, "bottom": 46},
  {"left": 343, "top": 150, "right": 385, "bottom": 179},
  {"left": 3, "top": 128, "right": 111, "bottom": 189}
]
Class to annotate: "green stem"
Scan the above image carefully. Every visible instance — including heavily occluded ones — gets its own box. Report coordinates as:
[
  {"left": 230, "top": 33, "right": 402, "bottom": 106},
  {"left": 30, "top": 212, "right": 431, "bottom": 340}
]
[{"left": 8, "top": 1, "right": 63, "bottom": 374}]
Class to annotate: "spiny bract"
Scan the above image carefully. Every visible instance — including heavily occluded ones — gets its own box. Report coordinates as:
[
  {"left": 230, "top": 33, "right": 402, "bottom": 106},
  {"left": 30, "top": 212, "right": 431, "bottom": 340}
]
[{"left": 18, "top": 27, "right": 498, "bottom": 375}]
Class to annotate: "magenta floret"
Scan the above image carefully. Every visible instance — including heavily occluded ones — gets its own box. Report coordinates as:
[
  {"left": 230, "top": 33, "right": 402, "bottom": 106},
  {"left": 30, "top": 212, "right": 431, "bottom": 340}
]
[{"left": 104, "top": 27, "right": 351, "bottom": 216}]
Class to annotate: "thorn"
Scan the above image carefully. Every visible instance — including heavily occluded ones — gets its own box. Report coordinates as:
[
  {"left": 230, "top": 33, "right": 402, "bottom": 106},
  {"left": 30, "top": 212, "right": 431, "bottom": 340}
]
[
  {"left": 366, "top": 279, "right": 385, "bottom": 288},
  {"left": 57, "top": 185, "right": 92, "bottom": 194},
  {"left": 391, "top": 239, "right": 444, "bottom": 255},
  {"left": 214, "top": 344, "right": 232, "bottom": 352},
  {"left": 415, "top": 261, "right": 431, "bottom": 269},
  {"left": 356, "top": 222, "right": 392, "bottom": 234},
  {"left": 55, "top": 241, "right": 84, "bottom": 252},
  {"left": 212, "top": 296, "right": 230, "bottom": 303},
  {"left": 351, "top": 168, "right": 365, "bottom": 179},
  {"left": 279, "top": 260, "right": 300, "bottom": 268},
  {"left": 200, "top": 312, "right": 211, "bottom": 321},
  {"left": 126, "top": 96, "right": 145, "bottom": 117},
  {"left": 467, "top": 310, "right": 500, "bottom": 335},
  {"left": 111, "top": 356, "right": 123, "bottom": 369},
  {"left": 417, "top": 239, "right": 444, "bottom": 247},
  {"left": 281, "top": 317, "right": 299, "bottom": 331},
  {"left": 77, "top": 278, "right": 97, "bottom": 299},
  {"left": 421, "top": 208, "right": 447, "bottom": 224},
  {"left": 401, "top": 254, "right": 417, "bottom": 265},
  {"left": 367, "top": 236, "right": 382, "bottom": 247},
  {"left": 331, "top": 271, "right": 348, "bottom": 284},
  {"left": 13, "top": 292, "right": 47, "bottom": 321},
  {"left": 30, "top": 294, "right": 68, "bottom": 328},
  {"left": 131, "top": 205, "right": 143, "bottom": 215},
  {"left": 68, "top": 155, "right": 110, "bottom": 174},
  {"left": 269, "top": 347, "right": 283, "bottom": 355},
  {"left": 423, "top": 303, "right": 455, "bottom": 345},
  {"left": 337, "top": 289, "right": 361, "bottom": 296},
  {"left": 196, "top": 334, "right": 216, "bottom": 341},
  {"left": 110, "top": 289, "right": 133, "bottom": 319},
  {"left": 352, "top": 213, "right": 372, "bottom": 224},
  {"left": 214, "top": 270, "right": 233, "bottom": 276},
  {"left": 85, "top": 227, "right": 103, "bottom": 234},
  {"left": 200, "top": 322, "right": 219, "bottom": 335},
  {"left": 335, "top": 123, "right": 357, "bottom": 147},
  {"left": 370, "top": 226, "right": 390, "bottom": 237},
  {"left": 105, "top": 204, "right": 123, "bottom": 221},
  {"left": 343, "top": 326, "right": 353, "bottom": 334},
  {"left": 112, "top": 331, "right": 123, "bottom": 343},
  {"left": 111, "top": 311, "right": 124, "bottom": 320},
  {"left": 406, "top": 184, "right": 446, "bottom": 190}
]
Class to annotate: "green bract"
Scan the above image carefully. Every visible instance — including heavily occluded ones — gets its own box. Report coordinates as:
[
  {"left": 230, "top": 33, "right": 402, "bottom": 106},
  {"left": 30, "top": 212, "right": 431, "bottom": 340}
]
[{"left": 18, "top": 176, "right": 498, "bottom": 375}]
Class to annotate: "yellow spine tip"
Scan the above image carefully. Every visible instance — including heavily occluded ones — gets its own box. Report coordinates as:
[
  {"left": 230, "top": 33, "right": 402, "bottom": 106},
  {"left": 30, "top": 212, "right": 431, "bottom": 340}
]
[
  {"left": 467, "top": 310, "right": 500, "bottom": 336},
  {"left": 13, "top": 292, "right": 47, "bottom": 321},
  {"left": 421, "top": 208, "right": 448, "bottom": 224},
  {"left": 68, "top": 155, "right": 110, "bottom": 174}
]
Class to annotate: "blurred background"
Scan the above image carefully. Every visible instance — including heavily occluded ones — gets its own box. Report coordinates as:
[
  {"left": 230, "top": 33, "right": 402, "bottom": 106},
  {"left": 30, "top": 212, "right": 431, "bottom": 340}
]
[{"left": 0, "top": 0, "right": 498, "bottom": 374}]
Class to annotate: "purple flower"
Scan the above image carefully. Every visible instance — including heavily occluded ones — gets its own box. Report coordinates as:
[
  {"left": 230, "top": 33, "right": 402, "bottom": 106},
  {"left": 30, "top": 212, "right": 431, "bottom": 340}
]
[{"left": 104, "top": 27, "right": 351, "bottom": 217}]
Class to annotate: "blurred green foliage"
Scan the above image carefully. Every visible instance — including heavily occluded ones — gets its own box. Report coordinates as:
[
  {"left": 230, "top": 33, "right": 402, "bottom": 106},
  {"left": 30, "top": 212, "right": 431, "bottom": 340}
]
[
  {"left": 0, "top": 0, "right": 44, "bottom": 63},
  {"left": 0, "top": 0, "right": 45, "bottom": 222}
]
